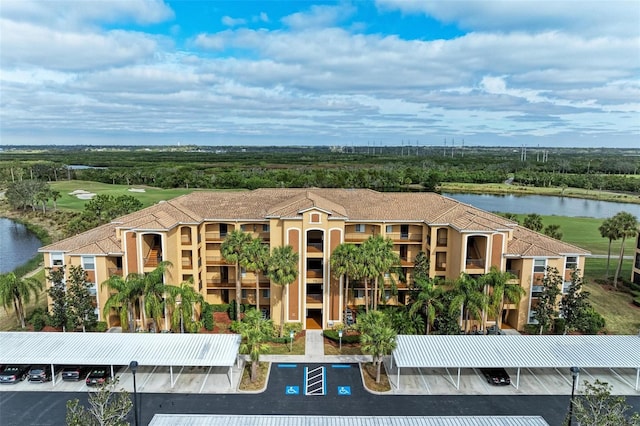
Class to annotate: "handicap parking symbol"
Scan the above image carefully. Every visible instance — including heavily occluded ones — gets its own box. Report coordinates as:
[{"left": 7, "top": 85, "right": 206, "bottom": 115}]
[
  {"left": 285, "top": 385, "right": 300, "bottom": 395},
  {"left": 337, "top": 386, "right": 351, "bottom": 395}
]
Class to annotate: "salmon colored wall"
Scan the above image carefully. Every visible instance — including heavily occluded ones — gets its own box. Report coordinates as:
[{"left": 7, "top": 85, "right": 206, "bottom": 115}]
[{"left": 288, "top": 228, "right": 300, "bottom": 321}]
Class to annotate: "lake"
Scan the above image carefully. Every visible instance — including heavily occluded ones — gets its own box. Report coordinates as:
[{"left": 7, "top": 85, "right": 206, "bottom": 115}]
[
  {"left": 443, "top": 193, "right": 640, "bottom": 219},
  {"left": 0, "top": 218, "right": 42, "bottom": 274}
]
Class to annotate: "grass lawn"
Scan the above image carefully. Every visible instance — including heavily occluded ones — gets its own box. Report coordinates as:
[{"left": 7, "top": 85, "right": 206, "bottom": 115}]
[
  {"left": 265, "top": 334, "right": 306, "bottom": 355},
  {"left": 48, "top": 180, "right": 197, "bottom": 211}
]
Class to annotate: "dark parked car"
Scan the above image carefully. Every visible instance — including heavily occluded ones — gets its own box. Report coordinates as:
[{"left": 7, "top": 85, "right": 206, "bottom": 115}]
[
  {"left": 28, "top": 365, "right": 53, "bottom": 383},
  {"left": 61, "top": 366, "right": 89, "bottom": 382},
  {"left": 85, "top": 367, "right": 111, "bottom": 386},
  {"left": 486, "top": 325, "right": 504, "bottom": 335},
  {"left": 0, "top": 365, "right": 30, "bottom": 384},
  {"left": 480, "top": 368, "right": 511, "bottom": 386}
]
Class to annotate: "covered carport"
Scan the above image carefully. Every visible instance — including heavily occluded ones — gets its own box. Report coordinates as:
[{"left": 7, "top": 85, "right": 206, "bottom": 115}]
[
  {"left": 0, "top": 332, "right": 241, "bottom": 388},
  {"left": 391, "top": 335, "right": 640, "bottom": 391}
]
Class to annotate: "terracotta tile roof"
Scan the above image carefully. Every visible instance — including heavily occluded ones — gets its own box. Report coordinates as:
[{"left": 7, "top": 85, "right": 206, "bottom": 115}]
[
  {"left": 39, "top": 189, "right": 589, "bottom": 258},
  {"left": 507, "top": 226, "right": 589, "bottom": 257}
]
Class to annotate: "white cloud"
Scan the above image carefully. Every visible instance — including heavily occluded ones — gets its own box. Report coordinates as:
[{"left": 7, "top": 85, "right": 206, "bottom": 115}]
[
  {"left": 281, "top": 4, "right": 356, "bottom": 29},
  {"left": 221, "top": 16, "right": 247, "bottom": 27},
  {"left": 375, "top": 0, "right": 640, "bottom": 37}
]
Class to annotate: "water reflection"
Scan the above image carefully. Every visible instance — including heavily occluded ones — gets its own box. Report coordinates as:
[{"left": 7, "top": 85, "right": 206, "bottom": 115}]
[{"left": 0, "top": 218, "right": 42, "bottom": 273}]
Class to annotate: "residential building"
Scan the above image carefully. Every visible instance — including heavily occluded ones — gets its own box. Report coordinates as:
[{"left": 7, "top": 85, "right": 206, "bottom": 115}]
[
  {"left": 632, "top": 230, "right": 640, "bottom": 286},
  {"left": 39, "top": 189, "right": 589, "bottom": 331}
]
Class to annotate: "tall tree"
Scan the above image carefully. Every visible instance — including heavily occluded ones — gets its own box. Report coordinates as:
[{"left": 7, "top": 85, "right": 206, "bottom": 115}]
[
  {"left": 0, "top": 272, "right": 43, "bottom": 329},
  {"left": 66, "top": 266, "right": 98, "bottom": 332},
  {"left": 358, "top": 310, "right": 397, "bottom": 383},
  {"left": 533, "top": 266, "right": 562, "bottom": 335},
  {"left": 240, "top": 238, "right": 270, "bottom": 312},
  {"left": 139, "top": 261, "right": 172, "bottom": 332},
  {"left": 560, "top": 269, "right": 591, "bottom": 335},
  {"left": 611, "top": 211, "right": 638, "bottom": 288},
  {"left": 235, "top": 308, "right": 273, "bottom": 382},
  {"left": 359, "top": 235, "right": 399, "bottom": 311},
  {"left": 166, "top": 278, "right": 205, "bottom": 333},
  {"left": 543, "top": 224, "right": 563, "bottom": 240},
  {"left": 47, "top": 267, "right": 69, "bottom": 330},
  {"left": 330, "top": 243, "right": 360, "bottom": 322},
  {"left": 66, "top": 379, "right": 132, "bottom": 426},
  {"left": 571, "top": 380, "right": 640, "bottom": 426},
  {"left": 221, "top": 230, "right": 253, "bottom": 320},
  {"left": 102, "top": 273, "right": 145, "bottom": 333},
  {"left": 267, "top": 245, "right": 299, "bottom": 337},
  {"left": 598, "top": 217, "right": 619, "bottom": 279},
  {"left": 449, "top": 273, "right": 487, "bottom": 333},
  {"left": 409, "top": 276, "right": 443, "bottom": 335},
  {"left": 479, "top": 267, "right": 522, "bottom": 329}
]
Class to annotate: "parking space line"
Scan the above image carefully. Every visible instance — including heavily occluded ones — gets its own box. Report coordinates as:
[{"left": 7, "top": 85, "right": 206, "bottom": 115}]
[
  {"left": 417, "top": 368, "right": 431, "bottom": 395},
  {"left": 199, "top": 366, "right": 213, "bottom": 394},
  {"left": 609, "top": 368, "right": 635, "bottom": 390},
  {"left": 580, "top": 368, "right": 595, "bottom": 381},
  {"left": 526, "top": 368, "right": 551, "bottom": 395},
  {"left": 472, "top": 368, "right": 492, "bottom": 393},
  {"left": 140, "top": 366, "right": 157, "bottom": 390},
  {"left": 554, "top": 367, "right": 572, "bottom": 387}
]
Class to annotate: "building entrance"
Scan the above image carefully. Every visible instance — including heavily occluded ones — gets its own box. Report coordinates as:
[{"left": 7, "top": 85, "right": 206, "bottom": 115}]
[{"left": 306, "top": 309, "right": 323, "bottom": 329}]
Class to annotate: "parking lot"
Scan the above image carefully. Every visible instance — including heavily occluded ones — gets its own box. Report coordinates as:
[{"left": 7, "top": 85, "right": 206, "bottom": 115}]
[
  {"left": 383, "top": 363, "right": 640, "bottom": 396},
  {"left": 0, "top": 364, "right": 244, "bottom": 394}
]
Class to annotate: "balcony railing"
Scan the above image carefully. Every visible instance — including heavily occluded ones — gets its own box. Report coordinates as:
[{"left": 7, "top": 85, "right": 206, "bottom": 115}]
[
  {"left": 306, "top": 269, "right": 323, "bottom": 279},
  {"left": 182, "top": 260, "right": 193, "bottom": 269},
  {"left": 465, "top": 258, "right": 485, "bottom": 269},
  {"left": 206, "top": 279, "right": 235, "bottom": 287},
  {"left": 437, "top": 238, "right": 448, "bottom": 246},
  {"left": 506, "top": 269, "right": 521, "bottom": 280},
  {"left": 108, "top": 268, "right": 123, "bottom": 277},
  {"left": 386, "top": 232, "right": 422, "bottom": 242},
  {"left": 307, "top": 242, "right": 323, "bottom": 253},
  {"left": 205, "top": 232, "right": 228, "bottom": 241},
  {"left": 306, "top": 293, "right": 322, "bottom": 303},
  {"left": 180, "top": 235, "right": 192, "bottom": 244},
  {"left": 344, "top": 232, "right": 380, "bottom": 241},
  {"left": 205, "top": 256, "right": 229, "bottom": 265}
]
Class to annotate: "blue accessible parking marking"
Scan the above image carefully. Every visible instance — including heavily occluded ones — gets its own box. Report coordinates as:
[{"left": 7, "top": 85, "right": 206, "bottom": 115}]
[
  {"left": 331, "top": 365, "right": 351, "bottom": 369},
  {"left": 285, "top": 385, "right": 300, "bottom": 395},
  {"left": 278, "top": 364, "right": 297, "bottom": 368},
  {"left": 337, "top": 386, "right": 351, "bottom": 395}
]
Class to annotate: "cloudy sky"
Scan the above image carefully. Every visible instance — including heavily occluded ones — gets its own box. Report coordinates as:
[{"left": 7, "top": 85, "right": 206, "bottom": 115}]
[{"left": 1, "top": 0, "right": 639, "bottom": 147}]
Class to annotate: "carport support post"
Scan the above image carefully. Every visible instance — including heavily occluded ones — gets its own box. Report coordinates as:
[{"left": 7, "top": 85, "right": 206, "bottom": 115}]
[
  {"left": 516, "top": 367, "right": 521, "bottom": 389},
  {"left": 397, "top": 367, "right": 401, "bottom": 390},
  {"left": 170, "top": 366, "right": 174, "bottom": 388},
  {"left": 636, "top": 368, "right": 639, "bottom": 391},
  {"left": 456, "top": 368, "right": 461, "bottom": 390},
  {"left": 51, "top": 363, "right": 56, "bottom": 386}
]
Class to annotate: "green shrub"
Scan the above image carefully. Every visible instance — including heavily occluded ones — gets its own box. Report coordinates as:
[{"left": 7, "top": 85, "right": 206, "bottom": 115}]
[
  {"left": 554, "top": 318, "right": 566, "bottom": 335},
  {"left": 633, "top": 298, "right": 640, "bottom": 308},
  {"left": 31, "top": 311, "right": 47, "bottom": 331},
  {"left": 94, "top": 321, "right": 108, "bottom": 332},
  {"left": 577, "top": 307, "right": 606, "bottom": 334},
  {"left": 211, "top": 304, "right": 229, "bottom": 312},
  {"left": 201, "top": 303, "right": 215, "bottom": 331},
  {"left": 522, "top": 324, "right": 539, "bottom": 335}
]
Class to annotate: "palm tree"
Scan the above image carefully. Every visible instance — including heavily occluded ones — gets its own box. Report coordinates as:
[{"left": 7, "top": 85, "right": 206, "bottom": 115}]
[
  {"left": 450, "top": 273, "right": 487, "bottom": 333},
  {"left": 140, "top": 261, "right": 173, "bottom": 332},
  {"left": 409, "top": 276, "right": 443, "bottom": 335},
  {"left": 221, "top": 230, "right": 253, "bottom": 320},
  {"left": 0, "top": 272, "right": 43, "bottom": 329},
  {"left": 266, "top": 245, "right": 299, "bottom": 337},
  {"left": 240, "top": 238, "right": 270, "bottom": 312},
  {"left": 611, "top": 212, "right": 638, "bottom": 288},
  {"left": 598, "top": 217, "right": 619, "bottom": 279},
  {"left": 523, "top": 214, "right": 543, "bottom": 232},
  {"left": 166, "top": 278, "right": 205, "bottom": 333},
  {"left": 102, "top": 273, "right": 144, "bottom": 332},
  {"left": 330, "top": 243, "right": 359, "bottom": 322},
  {"left": 359, "top": 235, "right": 399, "bottom": 311},
  {"left": 357, "top": 310, "right": 397, "bottom": 383},
  {"left": 236, "top": 308, "right": 273, "bottom": 382},
  {"left": 479, "top": 267, "right": 524, "bottom": 329}
]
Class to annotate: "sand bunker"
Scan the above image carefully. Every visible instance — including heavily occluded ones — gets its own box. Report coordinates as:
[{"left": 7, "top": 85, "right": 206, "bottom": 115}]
[
  {"left": 128, "top": 188, "right": 146, "bottom": 193},
  {"left": 69, "top": 189, "right": 96, "bottom": 200}
]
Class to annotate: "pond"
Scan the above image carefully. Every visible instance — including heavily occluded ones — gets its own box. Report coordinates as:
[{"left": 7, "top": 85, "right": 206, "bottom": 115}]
[
  {"left": 0, "top": 218, "right": 42, "bottom": 274},
  {"left": 443, "top": 193, "right": 640, "bottom": 219}
]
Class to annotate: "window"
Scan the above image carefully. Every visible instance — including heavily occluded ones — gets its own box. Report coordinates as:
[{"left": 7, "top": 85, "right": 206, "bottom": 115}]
[
  {"left": 534, "top": 259, "right": 546, "bottom": 273},
  {"left": 437, "top": 228, "right": 448, "bottom": 246},
  {"left": 386, "top": 225, "right": 393, "bottom": 233},
  {"left": 263, "top": 224, "right": 270, "bottom": 232},
  {"left": 51, "top": 253, "right": 64, "bottom": 266},
  {"left": 355, "top": 224, "right": 365, "bottom": 233},
  {"left": 384, "top": 290, "right": 391, "bottom": 300},
  {"left": 354, "top": 290, "right": 365, "bottom": 299},
  {"left": 241, "top": 267, "right": 246, "bottom": 278},
  {"left": 241, "top": 289, "right": 247, "bottom": 299},
  {"left": 310, "top": 213, "right": 320, "bottom": 223},
  {"left": 240, "top": 224, "right": 247, "bottom": 231},
  {"left": 262, "top": 289, "right": 270, "bottom": 299},
  {"left": 562, "top": 281, "right": 572, "bottom": 293},
  {"left": 565, "top": 256, "right": 578, "bottom": 270},
  {"left": 82, "top": 256, "right": 95, "bottom": 270}
]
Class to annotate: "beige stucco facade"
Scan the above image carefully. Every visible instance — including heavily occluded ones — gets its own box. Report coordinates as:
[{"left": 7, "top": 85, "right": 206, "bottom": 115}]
[{"left": 40, "top": 189, "right": 589, "bottom": 332}]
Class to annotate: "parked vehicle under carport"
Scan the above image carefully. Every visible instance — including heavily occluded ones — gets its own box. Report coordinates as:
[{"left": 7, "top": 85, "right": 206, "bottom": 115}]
[{"left": 480, "top": 368, "right": 511, "bottom": 386}]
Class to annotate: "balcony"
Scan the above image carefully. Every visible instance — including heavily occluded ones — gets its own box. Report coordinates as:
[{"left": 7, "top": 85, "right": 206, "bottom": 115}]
[
  {"left": 506, "top": 269, "right": 521, "bottom": 282},
  {"left": 386, "top": 232, "right": 422, "bottom": 242},
  {"left": 206, "top": 279, "right": 235, "bottom": 288},
  {"left": 436, "top": 238, "right": 448, "bottom": 247},
  {"left": 307, "top": 242, "right": 323, "bottom": 253},
  {"left": 181, "top": 260, "right": 193, "bottom": 270},
  {"left": 180, "top": 235, "right": 192, "bottom": 245},
  {"left": 205, "top": 232, "right": 228, "bottom": 242},
  {"left": 108, "top": 268, "right": 123, "bottom": 277},
  {"left": 306, "top": 293, "right": 323, "bottom": 303},
  {"left": 206, "top": 256, "right": 229, "bottom": 265},
  {"left": 345, "top": 232, "right": 379, "bottom": 242},
  {"left": 306, "top": 269, "right": 323, "bottom": 279}
]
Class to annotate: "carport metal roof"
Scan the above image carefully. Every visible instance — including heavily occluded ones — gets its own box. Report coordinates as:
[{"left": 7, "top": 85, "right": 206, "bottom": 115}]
[
  {"left": 0, "top": 332, "right": 241, "bottom": 367},
  {"left": 148, "top": 415, "right": 549, "bottom": 426},
  {"left": 391, "top": 335, "right": 640, "bottom": 390}
]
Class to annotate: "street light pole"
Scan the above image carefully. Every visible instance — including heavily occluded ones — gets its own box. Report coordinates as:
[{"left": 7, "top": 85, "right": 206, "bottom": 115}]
[
  {"left": 289, "top": 330, "right": 294, "bottom": 352},
  {"left": 129, "top": 360, "right": 139, "bottom": 426},
  {"left": 568, "top": 366, "right": 580, "bottom": 426},
  {"left": 338, "top": 329, "right": 343, "bottom": 352}
]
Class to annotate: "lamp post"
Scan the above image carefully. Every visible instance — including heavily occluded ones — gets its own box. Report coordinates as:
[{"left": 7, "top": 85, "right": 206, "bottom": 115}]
[
  {"left": 176, "top": 300, "right": 184, "bottom": 333},
  {"left": 129, "top": 360, "right": 139, "bottom": 426},
  {"left": 568, "top": 366, "right": 580, "bottom": 426},
  {"left": 289, "top": 330, "right": 294, "bottom": 352},
  {"left": 338, "top": 329, "right": 343, "bottom": 352}
]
